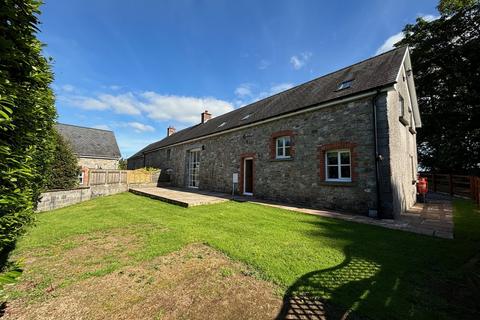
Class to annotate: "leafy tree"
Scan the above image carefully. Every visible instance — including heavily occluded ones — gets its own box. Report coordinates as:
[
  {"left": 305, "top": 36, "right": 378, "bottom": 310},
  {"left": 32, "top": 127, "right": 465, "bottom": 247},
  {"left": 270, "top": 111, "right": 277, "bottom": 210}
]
[
  {"left": 438, "top": 0, "right": 478, "bottom": 15},
  {"left": 0, "top": 1, "right": 56, "bottom": 252},
  {"left": 46, "top": 130, "right": 79, "bottom": 190},
  {"left": 118, "top": 158, "right": 127, "bottom": 170},
  {"left": 396, "top": 3, "right": 480, "bottom": 173}
]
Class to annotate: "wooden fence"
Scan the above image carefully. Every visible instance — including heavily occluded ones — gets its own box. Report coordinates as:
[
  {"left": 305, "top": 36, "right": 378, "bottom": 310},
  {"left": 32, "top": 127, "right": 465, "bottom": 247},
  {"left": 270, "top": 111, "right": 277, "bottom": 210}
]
[
  {"left": 420, "top": 173, "right": 480, "bottom": 205},
  {"left": 88, "top": 169, "right": 158, "bottom": 186},
  {"left": 127, "top": 170, "right": 159, "bottom": 184}
]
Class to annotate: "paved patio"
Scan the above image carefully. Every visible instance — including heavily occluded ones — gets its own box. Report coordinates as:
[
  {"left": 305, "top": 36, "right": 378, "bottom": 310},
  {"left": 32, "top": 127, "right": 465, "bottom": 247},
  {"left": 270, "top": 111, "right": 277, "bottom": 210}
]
[
  {"left": 243, "top": 195, "right": 454, "bottom": 239},
  {"left": 129, "top": 186, "right": 231, "bottom": 207},
  {"left": 130, "top": 187, "right": 454, "bottom": 239}
]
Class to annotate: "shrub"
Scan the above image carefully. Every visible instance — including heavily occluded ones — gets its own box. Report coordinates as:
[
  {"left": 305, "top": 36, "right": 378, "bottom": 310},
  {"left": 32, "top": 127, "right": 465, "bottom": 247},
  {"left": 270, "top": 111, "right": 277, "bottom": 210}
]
[
  {"left": 118, "top": 158, "right": 127, "bottom": 170},
  {"left": 0, "top": 0, "right": 56, "bottom": 252},
  {"left": 46, "top": 130, "right": 79, "bottom": 190}
]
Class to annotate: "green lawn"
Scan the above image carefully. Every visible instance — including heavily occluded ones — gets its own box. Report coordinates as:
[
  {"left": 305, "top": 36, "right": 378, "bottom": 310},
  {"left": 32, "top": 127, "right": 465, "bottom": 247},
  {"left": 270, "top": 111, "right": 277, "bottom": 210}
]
[{"left": 5, "top": 193, "right": 480, "bottom": 319}]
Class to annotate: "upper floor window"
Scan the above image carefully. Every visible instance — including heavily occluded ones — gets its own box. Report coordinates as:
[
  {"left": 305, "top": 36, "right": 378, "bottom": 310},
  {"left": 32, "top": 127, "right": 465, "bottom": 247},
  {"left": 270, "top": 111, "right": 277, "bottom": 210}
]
[
  {"left": 325, "top": 150, "right": 351, "bottom": 182},
  {"left": 276, "top": 136, "right": 291, "bottom": 159}
]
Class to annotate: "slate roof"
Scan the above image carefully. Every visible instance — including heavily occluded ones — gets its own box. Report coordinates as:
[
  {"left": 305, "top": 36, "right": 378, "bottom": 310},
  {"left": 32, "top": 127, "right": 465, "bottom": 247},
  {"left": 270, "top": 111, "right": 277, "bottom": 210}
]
[
  {"left": 130, "top": 46, "right": 407, "bottom": 159},
  {"left": 56, "top": 123, "right": 121, "bottom": 159}
]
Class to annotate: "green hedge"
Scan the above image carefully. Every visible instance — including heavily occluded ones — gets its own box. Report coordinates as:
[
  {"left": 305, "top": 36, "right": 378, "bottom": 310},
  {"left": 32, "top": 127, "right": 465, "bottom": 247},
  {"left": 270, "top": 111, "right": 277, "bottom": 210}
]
[{"left": 0, "top": 0, "right": 56, "bottom": 252}]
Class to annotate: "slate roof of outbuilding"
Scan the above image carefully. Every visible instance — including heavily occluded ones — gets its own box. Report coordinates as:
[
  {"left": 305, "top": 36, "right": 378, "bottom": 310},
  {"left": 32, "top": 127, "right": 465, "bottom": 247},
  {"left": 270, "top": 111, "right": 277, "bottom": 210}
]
[
  {"left": 129, "top": 46, "right": 407, "bottom": 159},
  {"left": 56, "top": 123, "right": 121, "bottom": 159}
]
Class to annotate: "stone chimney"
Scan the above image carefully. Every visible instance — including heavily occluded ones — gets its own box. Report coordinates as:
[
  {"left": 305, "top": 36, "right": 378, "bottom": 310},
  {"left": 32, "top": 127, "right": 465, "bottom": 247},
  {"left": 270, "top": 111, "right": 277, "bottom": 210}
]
[
  {"left": 167, "top": 126, "right": 176, "bottom": 137},
  {"left": 201, "top": 110, "right": 212, "bottom": 123}
]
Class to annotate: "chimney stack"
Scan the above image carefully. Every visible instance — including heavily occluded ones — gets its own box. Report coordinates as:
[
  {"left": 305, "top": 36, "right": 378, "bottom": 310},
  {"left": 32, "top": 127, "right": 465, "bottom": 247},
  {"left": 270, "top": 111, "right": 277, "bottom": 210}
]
[
  {"left": 167, "top": 126, "right": 176, "bottom": 137},
  {"left": 201, "top": 110, "right": 212, "bottom": 123}
]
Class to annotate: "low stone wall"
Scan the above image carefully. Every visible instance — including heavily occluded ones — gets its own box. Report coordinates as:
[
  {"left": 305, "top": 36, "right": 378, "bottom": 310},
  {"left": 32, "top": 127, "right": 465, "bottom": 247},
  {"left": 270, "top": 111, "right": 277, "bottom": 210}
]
[
  {"left": 37, "top": 187, "right": 92, "bottom": 212},
  {"left": 90, "top": 184, "right": 129, "bottom": 198},
  {"left": 36, "top": 181, "right": 160, "bottom": 212}
]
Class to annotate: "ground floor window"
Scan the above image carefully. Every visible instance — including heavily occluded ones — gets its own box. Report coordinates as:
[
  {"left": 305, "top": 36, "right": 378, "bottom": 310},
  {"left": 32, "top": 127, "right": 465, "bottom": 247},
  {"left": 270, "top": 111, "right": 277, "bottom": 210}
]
[
  {"left": 276, "top": 136, "right": 291, "bottom": 159},
  {"left": 325, "top": 150, "right": 352, "bottom": 182},
  {"left": 78, "top": 171, "right": 85, "bottom": 185}
]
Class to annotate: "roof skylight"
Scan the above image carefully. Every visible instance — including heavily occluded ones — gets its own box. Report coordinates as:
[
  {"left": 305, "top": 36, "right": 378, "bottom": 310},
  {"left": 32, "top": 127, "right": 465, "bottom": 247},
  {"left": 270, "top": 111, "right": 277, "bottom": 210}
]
[
  {"left": 218, "top": 122, "right": 227, "bottom": 127},
  {"left": 241, "top": 114, "right": 252, "bottom": 120},
  {"left": 337, "top": 79, "right": 354, "bottom": 91}
]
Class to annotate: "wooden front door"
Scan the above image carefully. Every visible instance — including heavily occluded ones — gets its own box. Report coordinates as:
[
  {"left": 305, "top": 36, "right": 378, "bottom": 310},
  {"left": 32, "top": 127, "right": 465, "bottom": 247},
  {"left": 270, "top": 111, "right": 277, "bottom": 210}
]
[{"left": 243, "top": 158, "right": 253, "bottom": 195}]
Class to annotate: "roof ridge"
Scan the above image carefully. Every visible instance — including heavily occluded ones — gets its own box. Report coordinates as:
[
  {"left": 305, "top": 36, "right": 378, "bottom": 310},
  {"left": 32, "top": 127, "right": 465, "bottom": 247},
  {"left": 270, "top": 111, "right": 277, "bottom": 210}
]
[
  {"left": 128, "top": 46, "right": 407, "bottom": 159},
  {"left": 56, "top": 122, "right": 114, "bottom": 133},
  {"left": 227, "top": 46, "right": 408, "bottom": 114},
  {"left": 174, "top": 46, "right": 408, "bottom": 127}
]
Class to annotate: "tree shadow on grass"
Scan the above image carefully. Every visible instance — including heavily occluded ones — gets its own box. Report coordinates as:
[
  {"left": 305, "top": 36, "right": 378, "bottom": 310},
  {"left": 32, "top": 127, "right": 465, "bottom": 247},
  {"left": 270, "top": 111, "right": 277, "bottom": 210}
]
[
  {"left": 275, "top": 217, "right": 468, "bottom": 320},
  {"left": 276, "top": 245, "right": 379, "bottom": 319}
]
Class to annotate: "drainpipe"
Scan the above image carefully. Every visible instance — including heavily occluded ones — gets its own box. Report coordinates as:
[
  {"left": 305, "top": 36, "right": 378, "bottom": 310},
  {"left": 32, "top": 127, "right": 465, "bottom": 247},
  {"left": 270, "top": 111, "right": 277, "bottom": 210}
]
[{"left": 372, "top": 91, "right": 383, "bottom": 219}]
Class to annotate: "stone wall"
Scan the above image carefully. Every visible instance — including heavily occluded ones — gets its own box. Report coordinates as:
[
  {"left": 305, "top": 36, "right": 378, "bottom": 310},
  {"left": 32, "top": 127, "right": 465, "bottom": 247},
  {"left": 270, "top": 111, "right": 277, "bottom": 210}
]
[
  {"left": 36, "top": 182, "right": 159, "bottom": 212},
  {"left": 137, "top": 96, "right": 381, "bottom": 214},
  {"left": 78, "top": 157, "right": 119, "bottom": 169},
  {"left": 36, "top": 187, "right": 92, "bottom": 212},
  {"left": 386, "top": 67, "right": 418, "bottom": 218}
]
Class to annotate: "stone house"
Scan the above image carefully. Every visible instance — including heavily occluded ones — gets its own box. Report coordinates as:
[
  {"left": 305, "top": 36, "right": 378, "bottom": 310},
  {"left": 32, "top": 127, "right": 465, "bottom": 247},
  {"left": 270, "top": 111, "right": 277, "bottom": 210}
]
[
  {"left": 56, "top": 123, "right": 121, "bottom": 182},
  {"left": 128, "top": 47, "right": 421, "bottom": 218}
]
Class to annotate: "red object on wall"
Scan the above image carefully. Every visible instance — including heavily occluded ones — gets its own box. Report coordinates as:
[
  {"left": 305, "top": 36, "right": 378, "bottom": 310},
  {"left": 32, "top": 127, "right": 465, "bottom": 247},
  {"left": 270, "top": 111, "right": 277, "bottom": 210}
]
[{"left": 417, "top": 177, "right": 428, "bottom": 194}]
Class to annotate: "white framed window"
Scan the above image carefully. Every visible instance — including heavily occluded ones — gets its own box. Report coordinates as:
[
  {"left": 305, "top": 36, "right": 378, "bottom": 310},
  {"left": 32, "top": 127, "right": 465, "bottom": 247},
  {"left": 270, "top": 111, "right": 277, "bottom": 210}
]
[
  {"left": 276, "top": 136, "right": 291, "bottom": 159},
  {"left": 325, "top": 150, "right": 351, "bottom": 182},
  {"left": 78, "top": 171, "right": 84, "bottom": 185}
]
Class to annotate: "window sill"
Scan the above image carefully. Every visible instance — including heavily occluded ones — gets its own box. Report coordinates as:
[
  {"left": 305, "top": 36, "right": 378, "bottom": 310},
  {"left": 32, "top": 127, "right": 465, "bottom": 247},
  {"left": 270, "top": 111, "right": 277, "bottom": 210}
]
[
  {"left": 319, "top": 181, "right": 356, "bottom": 187},
  {"left": 270, "top": 157, "right": 294, "bottom": 162}
]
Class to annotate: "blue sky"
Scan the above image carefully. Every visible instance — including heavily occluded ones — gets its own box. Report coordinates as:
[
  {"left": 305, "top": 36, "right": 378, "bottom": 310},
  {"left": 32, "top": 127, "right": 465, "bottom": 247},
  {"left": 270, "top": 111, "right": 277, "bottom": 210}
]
[{"left": 39, "top": 0, "right": 438, "bottom": 157}]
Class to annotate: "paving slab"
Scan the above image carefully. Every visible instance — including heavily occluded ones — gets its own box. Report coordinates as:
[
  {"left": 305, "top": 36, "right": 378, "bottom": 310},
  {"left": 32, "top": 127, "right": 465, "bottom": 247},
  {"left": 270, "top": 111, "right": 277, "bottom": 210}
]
[
  {"left": 129, "top": 187, "right": 230, "bottom": 207},
  {"left": 237, "top": 194, "right": 454, "bottom": 239}
]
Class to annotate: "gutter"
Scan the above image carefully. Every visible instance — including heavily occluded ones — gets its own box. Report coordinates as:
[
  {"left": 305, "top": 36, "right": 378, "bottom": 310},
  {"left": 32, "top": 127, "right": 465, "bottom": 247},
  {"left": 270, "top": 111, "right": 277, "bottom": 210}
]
[{"left": 371, "top": 91, "right": 383, "bottom": 219}]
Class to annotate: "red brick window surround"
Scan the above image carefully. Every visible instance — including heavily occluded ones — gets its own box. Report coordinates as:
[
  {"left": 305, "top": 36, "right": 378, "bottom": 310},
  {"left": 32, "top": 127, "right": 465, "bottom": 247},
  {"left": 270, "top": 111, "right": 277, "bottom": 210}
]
[
  {"left": 318, "top": 142, "right": 357, "bottom": 182},
  {"left": 270, "top": 130, "right": 296, "bottom": 160}
]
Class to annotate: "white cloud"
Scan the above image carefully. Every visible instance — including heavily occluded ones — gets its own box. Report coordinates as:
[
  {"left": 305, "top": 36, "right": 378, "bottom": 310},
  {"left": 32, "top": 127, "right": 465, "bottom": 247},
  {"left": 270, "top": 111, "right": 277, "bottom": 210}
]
[
  {"left": 109, "top": 85, "right": 121, "bottom": 90},
  {"left": 60, "top": 91, "right": 234, "bottom": 124},
  {"left": 61, "top": 84, "right": 75, "bottom": 92},
  {"left": 419, "top": 14, "right": 440, "bottom": 22},
  {"left": 376, "top": 14, "right": 439, "bottom": 55},
  {"left": 140, "top": 92, "right": 234, "bottom": 124},
  {"left": 290, "top": 52, "right": 312, "bottom": 70},
  {"left": 61, "top": 95, "right": 110, "bottom": 111},
  {"left": 234, "top": 83, "right": 253, "bottom": 98},
  {"left": 97, "top": 93, "right": 142, "bottom": 115},
  {"left": 258, "top": 59, "right": 271, "bottom": 70},
  {"left": 93, "top": 124, "right": 110, "bottom": 130},
  {"left": 376, "top": 32, "right": 405, "bottom": 55},
  {"left": 61, "top": 93, "right": 141, "bottom": 115},
  {"left": 127, "top": 121, "right": 155, "bottom": 133}
]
